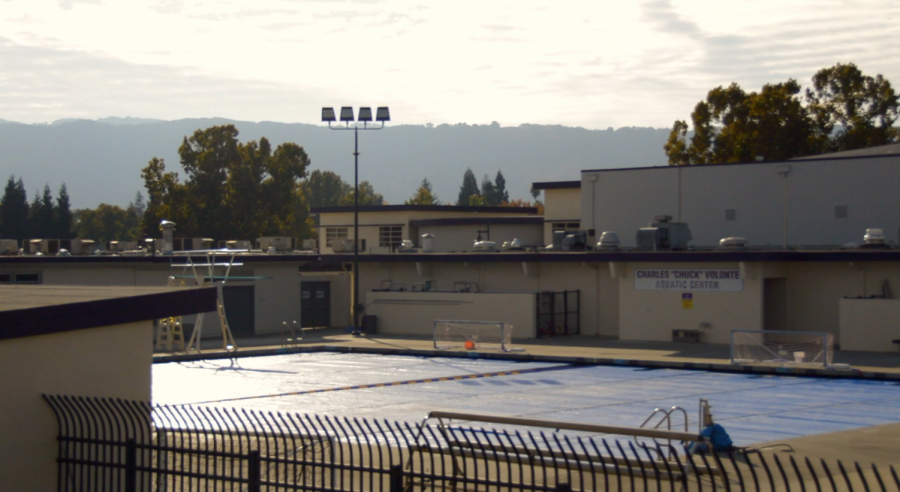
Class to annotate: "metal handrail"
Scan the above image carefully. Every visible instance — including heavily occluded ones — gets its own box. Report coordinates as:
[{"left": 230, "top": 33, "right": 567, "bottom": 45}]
[{"left": 426, "top": 410, "right": 705, "bottom": 442}]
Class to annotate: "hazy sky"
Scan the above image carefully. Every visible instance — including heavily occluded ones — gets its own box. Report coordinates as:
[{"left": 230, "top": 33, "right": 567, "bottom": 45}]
[{"left": 1, "top": 0, "right": 897, "bottom": 129}]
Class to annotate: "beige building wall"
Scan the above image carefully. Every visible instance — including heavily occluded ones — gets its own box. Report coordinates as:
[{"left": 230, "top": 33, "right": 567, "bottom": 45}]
[
  {"left": 542, "top": 188, "right": 582, "bottom": 245},
  {"left": 317, "top": 209, "right": 539, "bottom": 254},
  {"left": 359, "top": 260, "right": 618, "bottom": 339},
  {"left": 0, "top": 321, "right": 152, "bottom": 492},
  {"left": 839, "top": 299, "right": 900, "bottom": 352},
  {"left": 618, "top": 262, "right": 763, "bottom": 344},
  {"left": 366, "top": 291, "right": 536, "bottom": 338}
]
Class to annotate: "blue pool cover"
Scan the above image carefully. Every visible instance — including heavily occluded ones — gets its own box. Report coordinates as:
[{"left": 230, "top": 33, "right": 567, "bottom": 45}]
[{"left": 153, "top": 353, "right": 900, "bottom": 446}]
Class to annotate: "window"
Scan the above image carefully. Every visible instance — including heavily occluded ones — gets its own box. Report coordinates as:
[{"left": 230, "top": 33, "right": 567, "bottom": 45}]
[
  {"left": 552, "top": 222, "right": 580, "bottom": 232},
  {"left": 725, "top": 209, "right": 736, "bottom": 221},
  {"left": 0, "top": 272, "right": 41, "bottom": 284},
  {"left": 835, "top": 205, "right": 848, "bottom": 219},
  {"left": 325, "top": 227, "right": 348, "bottom": 244},
  {"left": 379, "top": 226, "right": 403, "bottom": 248}
]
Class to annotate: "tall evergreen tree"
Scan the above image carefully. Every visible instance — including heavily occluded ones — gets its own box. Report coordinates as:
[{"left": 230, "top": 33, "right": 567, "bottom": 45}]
[
  {"left": 493, "top": 170, "right": 509, "bottom": 204},
  {"left": 457, "top": 168, "right": 480, "bottom": 205},
  {"left": 29, "top": 184, "right": 56, "bottom": 238},
  {"left": 55, "top": 183, "right": 73, "bottom": 239},
  {"left": 0, "top": 176, "right": 30, "bottom": 245},
  {"left": 481, "top": 174, "right": 498, "bottom": 206}
]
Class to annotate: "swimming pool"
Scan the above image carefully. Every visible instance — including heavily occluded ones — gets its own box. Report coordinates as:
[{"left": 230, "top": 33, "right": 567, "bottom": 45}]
[{"left": 152, "top": 352, "right": 900, "bottom": 446}]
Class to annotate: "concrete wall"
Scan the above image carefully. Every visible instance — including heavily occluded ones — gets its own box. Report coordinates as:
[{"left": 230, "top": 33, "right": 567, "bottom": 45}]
[
  {"left": 0, "top": 321, "right": 152, "bottom": 492},
  {"left": 543, "top": 188, "right": 582, "bottom": 245},
  {"left": 617, "top": 262, "right": 763, "bottom": 344},
  {"left": 418, "top": 224, "right": 543, "bottom": 252},
  {"left": 366, "top": 291, "right": 536, "bottom": 338},
  {"left": 359, "top": 260, "right": 618, "bottom": 339},
  {"left": 839, "top": 299, "right": 900, "bottom": 352},
  {"left": 582, "top": 156, "right": 900, "bottom": 247}
]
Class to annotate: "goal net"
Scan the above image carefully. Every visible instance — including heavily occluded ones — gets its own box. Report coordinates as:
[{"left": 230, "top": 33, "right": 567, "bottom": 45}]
[
  {"left": 731, "top": 330, "right": 834, "bottom": 367},
  {"left": 434, "top": 320, "right": 513, "bottom": 352}
]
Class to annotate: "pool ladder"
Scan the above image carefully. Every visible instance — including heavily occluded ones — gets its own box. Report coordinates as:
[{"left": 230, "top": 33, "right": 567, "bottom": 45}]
[{"left": 636, "top": 406, "right": 690, "bottom": 460}]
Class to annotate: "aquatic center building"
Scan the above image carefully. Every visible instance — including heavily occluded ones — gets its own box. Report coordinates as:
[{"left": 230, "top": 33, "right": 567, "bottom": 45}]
[{"left": 2, "top": 144, "right": 900, "bottom": 351}]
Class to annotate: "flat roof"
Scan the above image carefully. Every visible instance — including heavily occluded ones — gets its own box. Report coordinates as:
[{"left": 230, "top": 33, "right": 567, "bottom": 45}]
[
  {"left": 531, "top": 180, "right": 581, "bottom": 190},
  {"left": 311, "top": 205, "right": 538, "bottom": 214},
  {"left": 410, "top": 217, "right": 544, "bottom": 227},
  {"left": 793, "top": 142, "right": 900, "bottom": 160},
  {"left": 0, "top": 285, "right": 217, "bottom": 341},
  {"left": 581, "top": 147, "right": 900, "bottom": 174}
]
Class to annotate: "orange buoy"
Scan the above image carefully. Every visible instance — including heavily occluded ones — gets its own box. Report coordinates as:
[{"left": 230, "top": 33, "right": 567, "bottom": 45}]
[{"left": 464, "top": 340, "right": 477, "bottom": 350}]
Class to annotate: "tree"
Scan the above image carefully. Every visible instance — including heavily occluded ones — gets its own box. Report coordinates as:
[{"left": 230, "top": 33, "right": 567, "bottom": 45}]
[
  {"left": 405, "top": 178, "right": 441, "bottom": 205},
  {"left": 493, "top": 170, "right": 509, "bottom": 204},
  {"left": 142, "top": 125, "right": 311, "bottom": 241},
  {"left": 304, "top": 170, "right": 352, "bottom": 209},
  {"left": 29, "top": 185, "right": 56, "bottom": 238},
  {"left": 457, "top": 168, "right": 480, "bottom": 205},
  {"left": 0, "top": 176, "right": 29, "bottom": 245},
  {"left": 129, "top": 191, "right": 146, "bottom": 216},
  {"left": 55, "top": 183, "right": 73, "bottom": 239},
  {"left": 480, "top": 174, "right": 498, "bottom": 206},
  {"left": 806, "top": 62, "right": 900, "bottom": 152},
  {"left": 74, "top": 204, "right": 141, "bottom": 244},
  {"left": 664, "top": 63, "right": 898, "bottom": 165},
  {"left": 340, "top": 181, "right": 384, "bottom": 206}
]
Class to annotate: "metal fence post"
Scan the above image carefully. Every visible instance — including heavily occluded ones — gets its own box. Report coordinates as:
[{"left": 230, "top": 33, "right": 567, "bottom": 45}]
[
  {"left": 125, "top": 438, "right": 137, "bottom": 492},
  {"left": 390, "top": 464, "right": 403, "bottom": 492},
  {"left": 248, "top": 450, "right": 261, "bottom": 492}
]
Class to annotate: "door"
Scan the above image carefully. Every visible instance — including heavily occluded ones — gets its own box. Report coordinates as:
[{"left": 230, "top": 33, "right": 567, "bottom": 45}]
[
  {"left": 223, "top": 285, "right": 255, "bottom": 336},
  {"left": 301, "top": 281, "right": 331, "bottom": 328},
  {"left": 764, "top": 278, "right": 788, "bottom": 331}
]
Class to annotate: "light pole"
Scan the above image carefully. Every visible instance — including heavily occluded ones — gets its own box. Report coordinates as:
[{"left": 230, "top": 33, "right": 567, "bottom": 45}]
[{"left": 322, "top": 106, "right": 390, "bottom": 336}]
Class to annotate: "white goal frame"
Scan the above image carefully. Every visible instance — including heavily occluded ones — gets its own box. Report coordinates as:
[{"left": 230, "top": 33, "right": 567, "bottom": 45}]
[
  {"left": 730, "top": 330, "right": 834, "bottom": 368},
  {"left": 433, "top": 319, "right": 513, "bottom": 352}
]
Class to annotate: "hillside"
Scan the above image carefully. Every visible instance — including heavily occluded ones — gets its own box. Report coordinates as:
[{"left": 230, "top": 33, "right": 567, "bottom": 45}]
[{"left": 0, "top": 119, "right": 671, "bottom": 209}]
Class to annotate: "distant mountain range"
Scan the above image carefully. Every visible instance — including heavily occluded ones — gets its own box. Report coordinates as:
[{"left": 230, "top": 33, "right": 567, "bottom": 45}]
[{"left": 0, "top": 118, "right": 672, "bottom": 209}]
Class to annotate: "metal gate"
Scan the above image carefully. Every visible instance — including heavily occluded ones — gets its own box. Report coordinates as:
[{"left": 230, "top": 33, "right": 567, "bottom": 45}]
[
  {"left": 301, "top": 281, "right": 331, "bottom": 328},
  {"left": 537, "top": 290, "right": 580, "bottom": 337}
]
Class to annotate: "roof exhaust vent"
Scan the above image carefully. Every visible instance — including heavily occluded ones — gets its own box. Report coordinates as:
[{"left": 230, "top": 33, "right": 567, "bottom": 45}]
[
  {"left": 719, "top": 237, "right": 748, "bottom": 249},
  {"left": 864, "top": 228, "right": 885, "bottom": 245},
  {"left": 596, "top": 231, "right": 621, "bottom": 250}
]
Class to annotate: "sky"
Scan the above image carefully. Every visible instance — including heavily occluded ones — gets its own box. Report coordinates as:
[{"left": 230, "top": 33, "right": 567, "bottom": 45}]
[{"left": 0, "top": 0, "right": 897, "bottom": 129}]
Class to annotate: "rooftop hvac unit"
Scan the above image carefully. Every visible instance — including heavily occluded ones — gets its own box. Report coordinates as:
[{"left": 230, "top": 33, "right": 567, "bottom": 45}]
[
  {"left": 636, "top": 215, "right": 692, "bottom": 251},
  {"left": 398, "top": 240, "right": 416, "bottom": 253},
  {"left": 473, "top": 240, "right": 499, "bottom": 252},
  {"left": 562, "top": 231, "right": 588, "bottom": 251},
  {"left": 301, "top": 239, "right": 317, "bottom": 251},
  {"left": 421, "top": 233, "right": 434, "bottom": 253},
  {"left": 596, "top": 231, "right": 621, "bottom": 250},
  {"left": 225, "top": 240, "right": 252, "bottom": 250},
  {"left": 0, "top": 239, "right": 18, "bottom": 254},
  {"left": 550, "top": 230, "right": 566, "bottom": 250},
  {"left": 861, "top": 228, "right": 889, "bottom": 249},
  {"left": 719, "top": 237, "right": 748, "bottom": 249},
  {"left": 257, "top": 236, "right": 293, "bottom": 252}
]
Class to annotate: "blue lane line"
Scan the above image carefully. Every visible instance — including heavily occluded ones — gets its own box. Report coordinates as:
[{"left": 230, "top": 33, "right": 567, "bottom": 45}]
[{"left": 191, "top": 364, "right": 575, "bottom": 404}]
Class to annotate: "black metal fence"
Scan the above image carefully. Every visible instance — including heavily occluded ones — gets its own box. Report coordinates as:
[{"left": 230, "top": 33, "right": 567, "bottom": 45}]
[
  {"left": 44, "top": 394, "right": 899, "bottom": 492},
  {"left": 536, "top": 290, "right": 580, "bottom": 337}
]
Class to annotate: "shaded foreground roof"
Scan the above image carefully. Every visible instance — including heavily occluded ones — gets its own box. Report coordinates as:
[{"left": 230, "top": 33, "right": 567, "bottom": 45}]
[{"left": 0, "top": 285, "right": 216, "bottom": 341}]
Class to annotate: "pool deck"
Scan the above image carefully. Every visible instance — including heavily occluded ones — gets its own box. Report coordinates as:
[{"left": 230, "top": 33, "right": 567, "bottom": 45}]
[
  {"left": 155, "top": 328, "right": 900, "bottom": 380},
  {"left": 154, "top": 330, "right": 900, "bottom": 467}
]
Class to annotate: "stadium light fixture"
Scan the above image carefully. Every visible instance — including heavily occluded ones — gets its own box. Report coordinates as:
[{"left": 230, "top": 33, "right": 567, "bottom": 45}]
[{"left": 322, "top": 105, "right": 390, "bottom": 337}]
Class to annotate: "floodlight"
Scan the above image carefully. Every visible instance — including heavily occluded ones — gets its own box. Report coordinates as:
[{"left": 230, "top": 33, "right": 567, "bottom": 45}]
[
  {"left": 321, "top": 107, "right": 336, "bottom": 122},
  {"left": 340, "top": 107, "right": 355, "bottom": 122},
  {"left": 376, "top": 107, "right": 391, "bottom": 122},
  {"left": 358, "top": 107, "right": 373, "bottom": 122}
]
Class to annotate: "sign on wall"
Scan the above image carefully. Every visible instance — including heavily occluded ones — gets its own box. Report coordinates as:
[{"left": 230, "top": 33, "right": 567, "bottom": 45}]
[{"left": 634, "top": 268, "right": 743, "bottom": 292}]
